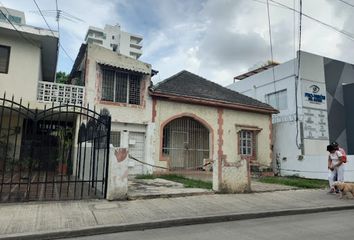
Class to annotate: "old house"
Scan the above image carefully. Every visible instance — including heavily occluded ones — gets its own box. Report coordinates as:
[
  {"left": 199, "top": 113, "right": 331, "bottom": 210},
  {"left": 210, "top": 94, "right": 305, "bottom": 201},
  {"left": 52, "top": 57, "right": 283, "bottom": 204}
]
[
  {"left": 149, "top": 71, "right": 277, "bottom": 191},
  {"left": 70, "top": 43, "right": 155, "bottom": 175}
]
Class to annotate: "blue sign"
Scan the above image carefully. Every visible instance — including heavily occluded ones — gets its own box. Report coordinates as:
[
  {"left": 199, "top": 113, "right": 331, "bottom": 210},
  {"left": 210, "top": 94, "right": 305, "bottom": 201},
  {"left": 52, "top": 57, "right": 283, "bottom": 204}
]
[
  {"left": 304, "top": 84, "right": 326, "bottom": 104},
  {"left": 304, "top": 92, "right": 326, "bottom": 103}
]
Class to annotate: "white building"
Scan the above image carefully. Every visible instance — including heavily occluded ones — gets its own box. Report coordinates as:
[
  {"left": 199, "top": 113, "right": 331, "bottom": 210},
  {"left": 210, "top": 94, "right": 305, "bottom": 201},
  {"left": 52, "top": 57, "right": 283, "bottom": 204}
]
[
  {"left": 228, "top": 51, "right": 354, "bottom": 180},
  {"left": 0, "top": 7, "right": 26, "bottom": 25},
  {"left": 0, "top": 13, "right": 62, "bottom": 104},
  {"left": 85, "top": 24, "right": 143, "bottom": 60}
]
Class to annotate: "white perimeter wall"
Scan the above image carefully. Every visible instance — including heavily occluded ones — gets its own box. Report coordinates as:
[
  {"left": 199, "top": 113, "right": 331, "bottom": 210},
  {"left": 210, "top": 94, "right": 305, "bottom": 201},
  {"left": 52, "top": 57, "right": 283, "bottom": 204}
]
[{"left": 281, "top": 155, "right": 354, "bottom": 182}]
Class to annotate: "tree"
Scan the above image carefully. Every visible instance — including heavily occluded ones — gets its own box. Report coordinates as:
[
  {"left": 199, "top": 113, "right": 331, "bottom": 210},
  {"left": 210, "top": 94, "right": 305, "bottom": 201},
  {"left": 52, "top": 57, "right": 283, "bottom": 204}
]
[{"left": 56, "top": 71, "right": 69, "bottom": 84}]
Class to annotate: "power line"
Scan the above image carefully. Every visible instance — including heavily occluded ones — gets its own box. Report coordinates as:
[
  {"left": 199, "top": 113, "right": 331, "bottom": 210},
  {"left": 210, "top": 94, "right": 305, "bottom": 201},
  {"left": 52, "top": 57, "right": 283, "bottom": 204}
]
[
  {"left": 253, "top": 0, "right": 354, "bottom": 42},
  {"left": 265, "top": 0, "right": 278, "bottom": 107},
  {"left": 269, "top": 0, "right": 354, "bottom": 42},
  {"left": 336, "top": 0, "right": 354, "bottom": 8},
  {"left": 32, "top": 0, "right": 56, "bottom": 36},
  {"left": 32, "top": 0, "right": 74, "bottom": 63}
]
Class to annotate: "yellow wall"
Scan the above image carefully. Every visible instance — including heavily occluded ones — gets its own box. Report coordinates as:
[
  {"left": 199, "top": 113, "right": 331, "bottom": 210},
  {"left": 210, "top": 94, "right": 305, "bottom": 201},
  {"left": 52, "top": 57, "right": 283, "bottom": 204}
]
[{"left": 223, "top": 108, "right": 272, "bottom": 166}]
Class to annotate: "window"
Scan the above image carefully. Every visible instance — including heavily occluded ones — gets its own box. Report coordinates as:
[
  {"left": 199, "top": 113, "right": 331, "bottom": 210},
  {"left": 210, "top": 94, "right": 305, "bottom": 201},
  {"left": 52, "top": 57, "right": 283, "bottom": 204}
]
[
  {"left": 239, "top": 130, "right": 254, "bottom": 156},
  {"left": 0, "top": 45, "right": 10, "bottom": 74},
  {"left": 110, "top": 131, "right": 121, "bottom": 147},
  {"left": 8, "top": 15, "right": 21, "bottom": 24},
  {"left": 101, "top": 68, "right": 141, "bottom": 105},
  {"left": 265, "top": 89, "right": 287, "bottom": 110},
  {"left": 0, "top": 13, "right": 6, "bottom": 21},
  {"left": 112, "top": 35, "right": 115, "bottom": 40}
]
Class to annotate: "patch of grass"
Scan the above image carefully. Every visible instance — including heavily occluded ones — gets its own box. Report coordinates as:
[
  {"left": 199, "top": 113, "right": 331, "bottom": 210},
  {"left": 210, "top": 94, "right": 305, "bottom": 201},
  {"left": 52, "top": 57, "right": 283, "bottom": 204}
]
[
  {"left": 135, "top": 174, "right": 212, "bottom": 189},
  {"left": 258, "top": 176, "right": 328, "bottom": 189}
]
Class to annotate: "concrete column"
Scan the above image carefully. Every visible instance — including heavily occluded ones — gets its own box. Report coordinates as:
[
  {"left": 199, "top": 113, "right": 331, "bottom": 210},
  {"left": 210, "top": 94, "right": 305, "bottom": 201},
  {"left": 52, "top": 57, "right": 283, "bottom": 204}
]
[
  {"left": 144, "top": 123, "right": 156, "bottom": 174},
  {"left": 106, "top": 131, "right": 129, "bottom": 200},
  {"left": 213, "top": 158, "right": 250, "bottom": 193}
]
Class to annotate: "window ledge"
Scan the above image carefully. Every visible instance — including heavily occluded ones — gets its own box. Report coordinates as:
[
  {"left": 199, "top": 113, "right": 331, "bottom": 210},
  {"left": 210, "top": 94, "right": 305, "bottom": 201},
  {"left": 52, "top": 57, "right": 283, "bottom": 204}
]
[
  {"left": 236, "top": 124, "right": 262, "bottom": 133},
  {"left": 100, "top": 100, "right": 144, "bottom": 109}
]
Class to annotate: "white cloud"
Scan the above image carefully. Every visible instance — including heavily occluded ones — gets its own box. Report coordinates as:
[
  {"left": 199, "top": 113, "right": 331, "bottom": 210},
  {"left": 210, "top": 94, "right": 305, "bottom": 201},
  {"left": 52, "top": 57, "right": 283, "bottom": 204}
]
[{"left": 2, "top": 0, "right": 354, "bottom": 86}]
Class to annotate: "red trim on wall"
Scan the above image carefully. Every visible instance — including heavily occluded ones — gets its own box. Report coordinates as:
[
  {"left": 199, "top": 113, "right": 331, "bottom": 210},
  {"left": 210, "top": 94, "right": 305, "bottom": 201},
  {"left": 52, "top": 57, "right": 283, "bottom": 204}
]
[
  {"left": 152, "top": 98, "right": 157, "bottom": 123},
  {"left": 158, "top": 112, "right": 214, "bottom": 163},
  {"left": 150, "top": 92, "right": 278, "bottom": 114},
  {"left": 217, "top": 108, "right": 224, "bottom": 185},
  {"left": 140, "top": 75, "right": 147, "bottom": 109},
  {"left": 95, "top": 63, "right": 102, "bottom": 103}
]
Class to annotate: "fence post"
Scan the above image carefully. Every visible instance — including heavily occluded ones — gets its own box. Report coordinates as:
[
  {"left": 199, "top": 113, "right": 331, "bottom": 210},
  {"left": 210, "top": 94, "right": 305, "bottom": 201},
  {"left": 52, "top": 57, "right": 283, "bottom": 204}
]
[
  {"left": 213, "top": 156, "right": 250, "bottom": 193},
  {"left": 106, "top": 131, "right": 128, "bottom": 200}
]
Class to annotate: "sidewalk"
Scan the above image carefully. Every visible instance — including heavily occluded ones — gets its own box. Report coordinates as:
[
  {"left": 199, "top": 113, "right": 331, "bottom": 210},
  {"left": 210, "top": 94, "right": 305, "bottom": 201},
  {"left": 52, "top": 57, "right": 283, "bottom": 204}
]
[{"left": 0, "top": 189, "right": 353, "bottom": 240}]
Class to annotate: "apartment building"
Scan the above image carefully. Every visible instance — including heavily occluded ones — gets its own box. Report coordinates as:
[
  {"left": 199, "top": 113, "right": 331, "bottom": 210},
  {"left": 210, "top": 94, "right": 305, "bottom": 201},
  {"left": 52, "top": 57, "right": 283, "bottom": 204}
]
[
  {"left": 0, "top": 7, "right": 25, "bottom": 25},
  {"left": 85, "top": 24, "right": 143, "bottom": 59}
]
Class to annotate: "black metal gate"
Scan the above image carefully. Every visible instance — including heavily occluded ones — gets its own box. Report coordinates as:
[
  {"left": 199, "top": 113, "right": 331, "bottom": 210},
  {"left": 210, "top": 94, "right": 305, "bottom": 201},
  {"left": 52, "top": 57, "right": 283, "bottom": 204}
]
[{"left": 0, "top": 94, "right": 111, "bottom": 202}]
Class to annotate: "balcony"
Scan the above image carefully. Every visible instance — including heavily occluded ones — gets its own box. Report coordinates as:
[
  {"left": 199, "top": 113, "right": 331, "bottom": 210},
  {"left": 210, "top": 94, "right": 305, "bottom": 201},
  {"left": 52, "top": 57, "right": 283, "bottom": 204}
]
[{"left": 37, "top": 81, "right": 84, "bottom": 105}]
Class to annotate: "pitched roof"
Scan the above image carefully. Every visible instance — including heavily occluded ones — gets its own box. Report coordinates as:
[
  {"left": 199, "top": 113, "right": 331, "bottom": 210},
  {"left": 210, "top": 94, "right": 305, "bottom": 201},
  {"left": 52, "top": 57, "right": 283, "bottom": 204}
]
[{"left": 150, "top": 70, "right": 277, "bottom": 114}]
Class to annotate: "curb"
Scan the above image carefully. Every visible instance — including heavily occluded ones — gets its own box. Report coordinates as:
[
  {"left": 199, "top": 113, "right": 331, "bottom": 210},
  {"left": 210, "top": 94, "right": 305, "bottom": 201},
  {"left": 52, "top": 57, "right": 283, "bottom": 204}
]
[
  {"left": 2, "top": 204, "right": 354, "bottom": 240},
  {"left": 127, "top": 191, "right": 214, "bottom": 200}
]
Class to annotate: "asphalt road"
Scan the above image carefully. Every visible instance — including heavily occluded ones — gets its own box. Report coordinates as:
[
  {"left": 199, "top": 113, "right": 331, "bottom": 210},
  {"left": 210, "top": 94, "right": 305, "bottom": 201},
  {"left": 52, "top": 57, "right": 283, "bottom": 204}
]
[{"left": 63, "top": 210, "right": 354, "bottom": 240}]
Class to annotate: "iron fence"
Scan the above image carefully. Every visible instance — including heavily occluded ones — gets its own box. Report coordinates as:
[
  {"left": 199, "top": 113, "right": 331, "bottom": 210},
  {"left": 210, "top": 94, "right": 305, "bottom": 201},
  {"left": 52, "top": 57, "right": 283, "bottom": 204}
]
[{"left": 0, "top": 93, "right": 111, "bottom": 202}]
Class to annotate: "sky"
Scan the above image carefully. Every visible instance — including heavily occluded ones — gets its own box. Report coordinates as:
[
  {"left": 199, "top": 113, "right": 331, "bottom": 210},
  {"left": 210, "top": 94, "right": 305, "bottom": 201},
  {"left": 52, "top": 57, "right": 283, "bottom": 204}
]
[{"left": 2, "top": 0, "right": 354, "bottom": 86}]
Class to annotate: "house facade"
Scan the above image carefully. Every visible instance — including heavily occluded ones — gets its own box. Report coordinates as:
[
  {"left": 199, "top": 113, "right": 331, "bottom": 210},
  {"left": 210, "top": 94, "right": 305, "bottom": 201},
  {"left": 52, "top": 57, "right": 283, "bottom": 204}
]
[
  {"left": 70, "top": 43, "right": 154, "bottom": 175},
  {"left": 0, "top": 19, "right": 59, "bottom": 104},
  {"left": 70, "top": 45, "right": 277, "bottom": 191},
  {"left": 149, "top": 71, "right": 276, "bottom": 170},
  {"left": 228, "top": 51, "right": 354, "bottom": 179}
]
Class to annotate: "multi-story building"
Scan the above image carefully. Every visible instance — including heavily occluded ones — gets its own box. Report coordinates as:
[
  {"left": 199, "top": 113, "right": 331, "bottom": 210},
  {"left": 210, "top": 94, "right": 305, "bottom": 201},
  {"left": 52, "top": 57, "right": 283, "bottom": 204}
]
[
  {"left": 228, "top": 51, "right": 354, "bottom": 180},
  {"left": 84, "top": 24, "right": 143, "bottom": 59},
  {"left": 0, "top": 7, "right": 26, "bottom": 25}
]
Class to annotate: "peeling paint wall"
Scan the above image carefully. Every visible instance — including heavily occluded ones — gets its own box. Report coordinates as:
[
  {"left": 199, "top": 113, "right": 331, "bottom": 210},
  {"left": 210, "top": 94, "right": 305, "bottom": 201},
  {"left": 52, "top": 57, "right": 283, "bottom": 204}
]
[
  {"left": 85, "top": 44, "right": 153, "bottom": 125},
  {"left": 84, "top": 44, "right": 155, "bottom": 175}
]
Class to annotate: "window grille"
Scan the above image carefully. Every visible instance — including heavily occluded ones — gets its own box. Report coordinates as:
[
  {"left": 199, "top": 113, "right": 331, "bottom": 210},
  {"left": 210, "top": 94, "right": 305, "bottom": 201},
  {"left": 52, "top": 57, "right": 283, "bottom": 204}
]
[
  {"left": 110, "top": 131, "right": 121, "bottom": 147},
  {"left": 102, "top": 69, "right": 115, "bottom": 101},
  {"left": 101, "top": 68, "right": 141, "bottom": 105},
  {"left": 239, "top": 130, "right": 253, "bottom": 156},
  {"left": 115, "top": 72, "right": 128, "bottom": 103},
  {"left": 129, "top": 74, "right": 140, "bottom": 104}
]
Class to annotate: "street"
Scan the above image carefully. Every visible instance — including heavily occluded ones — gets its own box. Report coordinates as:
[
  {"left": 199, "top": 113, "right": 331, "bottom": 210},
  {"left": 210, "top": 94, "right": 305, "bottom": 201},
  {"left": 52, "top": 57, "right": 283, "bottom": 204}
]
[{"left": 64, "top": 209, "right": 354, "bottom": 240}]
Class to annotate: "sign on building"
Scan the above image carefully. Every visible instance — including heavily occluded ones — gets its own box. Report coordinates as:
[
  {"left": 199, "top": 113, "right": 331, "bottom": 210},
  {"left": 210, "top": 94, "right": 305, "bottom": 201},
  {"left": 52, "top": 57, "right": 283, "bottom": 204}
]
[{"left": 301, "top": 79, "right": 329, "bottom": 140}]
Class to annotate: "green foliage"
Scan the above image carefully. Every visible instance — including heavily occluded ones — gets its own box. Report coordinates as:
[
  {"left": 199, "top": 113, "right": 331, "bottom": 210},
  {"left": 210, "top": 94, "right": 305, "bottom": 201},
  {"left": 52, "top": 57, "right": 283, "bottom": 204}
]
[
  {"left": 258, "top": 176, "right": 328, "bottom": 189},
  {"left": 135, "top": 174, "right": 213, "bottom": 189},
  {"left": 56, "top": 71, "right": 69, "bottom": 84}
]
